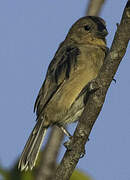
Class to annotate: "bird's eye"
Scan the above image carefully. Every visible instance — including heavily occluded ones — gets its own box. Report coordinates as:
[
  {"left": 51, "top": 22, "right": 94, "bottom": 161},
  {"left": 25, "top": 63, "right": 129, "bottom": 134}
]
[{"left": 84, "top": 25, "right": 91, "bottom": 31}]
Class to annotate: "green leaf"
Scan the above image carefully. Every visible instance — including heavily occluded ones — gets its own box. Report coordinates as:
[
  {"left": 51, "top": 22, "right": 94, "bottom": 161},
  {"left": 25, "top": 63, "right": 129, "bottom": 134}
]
[{"left": 70, "top": 169, "right": 92, "bottom": 180}]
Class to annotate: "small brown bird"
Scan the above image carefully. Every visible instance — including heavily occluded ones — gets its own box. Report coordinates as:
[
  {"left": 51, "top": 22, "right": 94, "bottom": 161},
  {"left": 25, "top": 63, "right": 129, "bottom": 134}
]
[{"left": 18, "top": 16, "right": 108, "bottom": 171}]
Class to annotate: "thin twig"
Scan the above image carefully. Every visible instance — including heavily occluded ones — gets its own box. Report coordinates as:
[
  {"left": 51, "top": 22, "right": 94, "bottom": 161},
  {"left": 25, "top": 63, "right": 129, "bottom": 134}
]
[
  {"left": 35, "top": 127, "right": 64, "bottom": 180},
  {"left": 86, "top": 0, "right": 106, "bottom": 16}
]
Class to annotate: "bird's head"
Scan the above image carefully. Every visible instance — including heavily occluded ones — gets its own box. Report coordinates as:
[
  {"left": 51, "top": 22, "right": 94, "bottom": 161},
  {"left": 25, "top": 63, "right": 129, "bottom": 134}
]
[{"left": 66, "top": 16, "right": 108, "bottom": 46}]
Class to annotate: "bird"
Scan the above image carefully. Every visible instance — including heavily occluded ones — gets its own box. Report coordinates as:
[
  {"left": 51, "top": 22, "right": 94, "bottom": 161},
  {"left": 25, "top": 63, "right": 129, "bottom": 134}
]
[{"left": 18, "top": 16, "right": 108, "bottom": 171}]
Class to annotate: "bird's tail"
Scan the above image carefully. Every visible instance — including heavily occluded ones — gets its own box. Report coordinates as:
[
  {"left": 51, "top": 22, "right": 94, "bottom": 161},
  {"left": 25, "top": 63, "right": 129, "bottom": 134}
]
[{"left": 18, "top": 120, "right": 47, "bottom": 171}]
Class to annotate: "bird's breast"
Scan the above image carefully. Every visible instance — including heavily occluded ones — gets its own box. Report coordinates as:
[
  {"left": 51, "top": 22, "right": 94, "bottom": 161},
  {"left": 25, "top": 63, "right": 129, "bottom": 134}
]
[{"left": 44, "top": 46, "right": 105, "bottom": 124}]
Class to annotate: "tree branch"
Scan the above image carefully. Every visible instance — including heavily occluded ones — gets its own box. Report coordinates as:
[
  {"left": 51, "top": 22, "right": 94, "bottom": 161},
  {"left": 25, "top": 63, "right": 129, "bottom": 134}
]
[
  {"left": 86, "top": 0, "right": 106, "bottom": 16},
  {"left": 35, "top": 127, "right": 64, "bottom": 180},
  {"left": 54, "top": 1, "right": 130, "bottom": 180}
]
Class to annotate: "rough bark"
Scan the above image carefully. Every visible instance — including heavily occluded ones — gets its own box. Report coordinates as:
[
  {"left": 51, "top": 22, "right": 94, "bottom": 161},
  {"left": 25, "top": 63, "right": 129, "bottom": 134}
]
[{"left": 54, "top": 1, "right": 130, "bottom": 180}]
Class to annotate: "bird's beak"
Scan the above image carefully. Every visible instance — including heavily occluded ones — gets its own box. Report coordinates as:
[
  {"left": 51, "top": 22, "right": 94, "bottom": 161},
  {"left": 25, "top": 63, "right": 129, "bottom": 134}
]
[
  {"left": 102, "top": 28, "right": 108, "bottom": 36},
  {"left": 96, "top": 28, "right": 108, "bottom": 38}
]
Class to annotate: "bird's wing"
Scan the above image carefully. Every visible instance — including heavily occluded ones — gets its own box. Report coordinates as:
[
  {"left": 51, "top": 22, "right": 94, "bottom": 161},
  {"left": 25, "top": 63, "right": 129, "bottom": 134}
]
[{"left": 34, "top": 43, "right": 80, "bottom": 118}]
